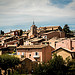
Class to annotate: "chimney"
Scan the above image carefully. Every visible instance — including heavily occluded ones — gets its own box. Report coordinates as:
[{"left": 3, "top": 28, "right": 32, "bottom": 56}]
[{"left": 69, "top": 39, "right": 72, "bottom": 50}]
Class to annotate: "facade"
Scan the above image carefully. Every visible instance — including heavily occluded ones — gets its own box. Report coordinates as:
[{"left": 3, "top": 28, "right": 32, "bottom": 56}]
[
  {"left": 30, "top": 38, "right": 45, "bottom": 45},
  {"left": 5, "top": 38, "right": 23, "bottom": 47},
  {"left": 39, "top": 26, "right": 62, "bottom": 31},
  {"left": 6, "top": 40, "right": 19, "bottom": 47},
  {"left": 52, "top": 47, "right": 75, "bottom": 60},
  {"left": 5, "top": 30, "right": 23, "bottom": 36},
  {"left": 28, "top": 25, "right": 37, "bottom": 38},
  {"left": 0, "top": 36, "right": 14, "bottom": 47},
  {"left": 56, "top": 38, "right": 75, "bottom": 50},
  {"left": 24, "top": 40, "right": 33, "bottom": 45},
  {"left": 43, "top": 31, "right": 65, "bottom": 40},
  {"left": 17, "top": 45, "right": 55, "bottom": 62},
  {"left": 0, "top": 50, "right": 2, "bottom": 55},
  {"left": 42, "top": 38, "right": 66, "bottom": 49},
  {"left": 0, "top": 47, "right": 15, "bottom": 54}
]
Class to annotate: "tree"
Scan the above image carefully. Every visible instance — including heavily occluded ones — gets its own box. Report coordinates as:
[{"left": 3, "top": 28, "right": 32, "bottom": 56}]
[
  {"left": 63, "top": 24, "right": 71, "bottom": 37},
  {"left": 19, "top": 30, "right": 23, "bottom": 36},
  {"left": 47, "top": 54, "right": 67, "bottom": 75},
  {"left": 34, "top": 63, "right": 47, "bottom": 75},
  {"left": 0, "top": 54, "right": 20, "bottom": 75},
  {"left": 0, "top": 30, "right": 4, "bottom": 35},
  {"left": 34, "top": 54, "right": 67, "bottom": 75},
  {"left": 63, "top": 24, "right": 71, "bottom": 33},
  {"left": 67, "top": 59, "right": 75, "bottom": 75}
]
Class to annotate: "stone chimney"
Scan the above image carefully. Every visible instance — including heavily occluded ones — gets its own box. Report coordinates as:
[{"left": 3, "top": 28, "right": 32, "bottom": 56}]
[{"left": 68, "top": 39, "right": 72, "bottom": 50}]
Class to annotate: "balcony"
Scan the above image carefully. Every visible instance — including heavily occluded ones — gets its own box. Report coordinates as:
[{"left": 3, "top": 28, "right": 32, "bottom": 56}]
[{"left": 33, "top": 55, "right": 40, "bottom": 59}]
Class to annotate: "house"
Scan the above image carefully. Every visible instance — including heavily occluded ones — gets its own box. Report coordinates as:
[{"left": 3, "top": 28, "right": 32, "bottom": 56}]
[
  {"left": 0, "top": 47, "right": 14, "bottom": 54},
  {"left": 17, "top": 45, "right": 55, "bottom": 63},
  {"left": 30, "top": 38, "right": 45, "bottom": 45},
  {"left": 24, "top": 39, "right": 33, "bottom": 45},
  {"left": 39, "top": 26, "right": 62, "bottom": 31},
  {"left": 52, "top": 47, "right": 75, "bottom": 60},
  {"left": 22, "top": 32, "right": 29, "bottom": 39},
  {"left": 20, "top": 58, "right": 38, "bottom": 73},
  {"left": 0, "top": 36, "right": 14, "bottom": 47},
  {"left": 24, "top": 38, "right": 45, "bottom": 45},
  {"left": 3, "top": 36, "right": 24, "bottom": 47},
  {"left": 5, "top": 30, "right": 23, "bottom": 36},
  {"left": 56, "top": 38, "right": 75, "bottom": 50},
  {"left": 37, "top": 26, "right": 63, "bottom": 37},
  {"left": 42, "top": 31, "right": 65, "bottom": 40},
  {"left": 42, "top": 37, "right": 66, "bottom": 49},
  {"left": 6, "top": 40, "right": 19, "bottom": 47}
]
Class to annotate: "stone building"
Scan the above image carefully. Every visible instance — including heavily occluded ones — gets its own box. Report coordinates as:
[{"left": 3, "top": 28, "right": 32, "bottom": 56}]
[
  {"left": 17, "top": 45, "right": 55, "bottom": 63},
  {"left": 28, "top": 22, "right": 37, "bottom": 38},
  {"left": 52, "top": 47, "right": 75, "bottom": 60}
]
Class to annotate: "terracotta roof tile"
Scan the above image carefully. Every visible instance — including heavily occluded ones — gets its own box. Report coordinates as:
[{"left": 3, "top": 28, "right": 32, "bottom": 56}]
[{"left": 17, "top": 44, "right": 48, "bottom": 49}]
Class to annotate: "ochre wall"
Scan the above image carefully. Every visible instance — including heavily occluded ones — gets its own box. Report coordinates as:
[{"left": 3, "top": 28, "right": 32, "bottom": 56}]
[{"left": 52, "top": 49, "right": 72, "bottom": 60}]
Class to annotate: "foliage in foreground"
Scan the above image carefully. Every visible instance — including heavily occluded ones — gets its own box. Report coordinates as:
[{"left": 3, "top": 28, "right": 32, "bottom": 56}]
[
  {"left": 34, "top": 54, "right": 75, "bottom": 75},
  {"left": 0, "top": 54, "right": 20, "bottom": 75}
]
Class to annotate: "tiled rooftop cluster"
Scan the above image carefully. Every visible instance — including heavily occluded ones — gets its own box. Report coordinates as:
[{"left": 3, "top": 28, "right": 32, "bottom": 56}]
[{"left": 0, "top": 24, "right": 75, "bottom": 62}]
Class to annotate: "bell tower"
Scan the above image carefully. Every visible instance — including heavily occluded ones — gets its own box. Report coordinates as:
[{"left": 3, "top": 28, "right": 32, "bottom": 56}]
[{"left": 29, "top": 21, "right": 37, "bottom": 38}]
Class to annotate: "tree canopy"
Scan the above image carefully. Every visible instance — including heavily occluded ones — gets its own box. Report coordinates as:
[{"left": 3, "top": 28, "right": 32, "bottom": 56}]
[
  {"left": 34, "top": 54, "right": 67, "bottom": 75},
  {"left": 63, "top": 24, "right": 71, "bottom": 33},
  {"left": 63, "top": 24, "right": 73, "bottom": 37},
  {"left": 0, "top": 54, "right": 20, "bottom": 70}
]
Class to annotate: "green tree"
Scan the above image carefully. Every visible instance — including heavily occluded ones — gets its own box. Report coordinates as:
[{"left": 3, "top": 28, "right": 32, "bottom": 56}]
[
  {"left": 67, "top": 59, "right": 75, "bottom": 75},
  {"left": 47, "top": 54, "right": 67, "bottom": 75},
  {"left": 0, "top": 54, "right": 20, "bottom": 75},
  {"left": 34, "top": 63, "right": 47, "bottom": 75},
  {"left": 0, "top": 30, "right": 4, "bottom": 35},
  {"left": 34, "top": 54, "right": 67, "bottom": 75},
  {"left": 63, "top": 24, "right": 71, "bottom": 33},
  {"left": 20, "top": 30, "right": 23, "bottom": 36},
  {"left": 63, "top": 24, "right": 71, "bottom": 37}
]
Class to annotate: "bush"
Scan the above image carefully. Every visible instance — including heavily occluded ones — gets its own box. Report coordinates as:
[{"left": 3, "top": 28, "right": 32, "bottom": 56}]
[{"left": 34, "top": 54, "right": 67, "bottom": 75}]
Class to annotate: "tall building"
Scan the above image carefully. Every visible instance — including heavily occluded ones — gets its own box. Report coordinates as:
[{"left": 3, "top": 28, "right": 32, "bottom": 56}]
[{"left": 29, "top": 21, "right": 37, "bottom": 38}]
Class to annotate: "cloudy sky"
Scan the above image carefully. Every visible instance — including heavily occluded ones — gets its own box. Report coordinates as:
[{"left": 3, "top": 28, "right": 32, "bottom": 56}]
[{"left": 0, "top": 0, "right": 75, "bottom": 32}]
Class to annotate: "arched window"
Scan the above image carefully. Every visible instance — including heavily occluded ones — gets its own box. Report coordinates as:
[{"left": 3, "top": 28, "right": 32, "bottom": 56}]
[{"left": 35, "top": 52, "right": 38, "bottom": 55}]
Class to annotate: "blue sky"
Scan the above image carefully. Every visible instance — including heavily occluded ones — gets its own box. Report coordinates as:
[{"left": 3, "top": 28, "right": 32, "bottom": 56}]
[{"left": 0, "top": 0, "right": 75, "bottom": 32}]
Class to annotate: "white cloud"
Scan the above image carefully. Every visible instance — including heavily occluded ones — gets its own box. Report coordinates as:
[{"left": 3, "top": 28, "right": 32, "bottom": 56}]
[{"left": 0, "top": 0, "right": 75, "bottom": 27}]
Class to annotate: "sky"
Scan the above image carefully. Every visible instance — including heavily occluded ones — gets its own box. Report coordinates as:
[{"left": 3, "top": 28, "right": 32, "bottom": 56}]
[{"left": 0, "top": 0, "right": 75, "bottom": 32}]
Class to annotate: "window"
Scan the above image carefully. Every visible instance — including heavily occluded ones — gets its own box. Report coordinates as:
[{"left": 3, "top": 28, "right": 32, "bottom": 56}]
[
  {"left": 72, "top": 53, "right": 75, "bottom": 59},
  {"left": 72, "top": 47, "right": 74, "bottom": 49},
  {"left": 22, "top": 52, "right": 24, "bottom": 55},
  {"left": 62, "top": 42, "right": 64, "bottom": 43},
  {"left": 45, "top": 36, "right": 47, "bottom": 39},
  {"left": 50, "top": 42, "right": 51, "bottom": 44},
  {"left": 16, "top": 32, "right": 17, "bottom": 34},
  {"left": 18, "top": 52, "right": 20, "bottom": 55},
  {"left": 21, "top": 55, "right": 24, "bottom": 58},
  {"left": 29, "top": 54, "right": 31, "bottom": 56},
  {"left": 35, "top": 59, "right": 37, "bottom": 61},
  {"left": 29, "top": 54, "right": 31, "bottom": 58},
  {"left": 35, "top": 52, "right": 38, "bottom": 56}
]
